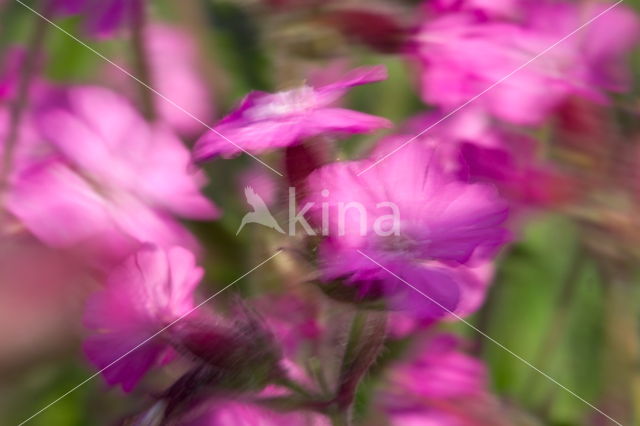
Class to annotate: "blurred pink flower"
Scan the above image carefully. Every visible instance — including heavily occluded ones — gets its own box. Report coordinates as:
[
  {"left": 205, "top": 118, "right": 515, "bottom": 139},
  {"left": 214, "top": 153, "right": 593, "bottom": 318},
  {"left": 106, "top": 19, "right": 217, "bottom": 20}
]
[
  {"left": 428, "top": 0, "right": 520, "bottom": 18},
  {"left": 404, "top": 109, "right": 579, "bottom": 208},
  {"left": 193, "top": 66, "right": 391, "bottom": 162},
  {"left": 388, "top": 260, "right": 494, "bottom": 338},
  {"left": 305, "top": 140, "right": 508, "bottom": 320},
  {"left": 183, "top": 398, "right": 329, "bottom": 426},
  {"left": 460, "top": 141, "right": 579, "bottom": 207},
  {"left": 107, "top": 24, "right": 214, "bottom": 137},
  {"left": 415, "top": 1, "right": 639, "bottom": 125},
  {"left": 254, "top": 294, "right": 323, "bottom": 357},
  {"left": 83, "top": 245, "right": 203, "bottom": 392},
  {"left": 6, "top": 86, "right": 217, "bottom": 257},
  {"left": 528, "top": 1, "right": 640, "bottom": 93},
  {"left": 51, "top": 0, "right": 142, "bottom": 39},
  {"left": 378, "top": 334, "right": 506, "bottom": 425},
  {"left": 0, "top": 106, "right": 52, "bottom": 175}
]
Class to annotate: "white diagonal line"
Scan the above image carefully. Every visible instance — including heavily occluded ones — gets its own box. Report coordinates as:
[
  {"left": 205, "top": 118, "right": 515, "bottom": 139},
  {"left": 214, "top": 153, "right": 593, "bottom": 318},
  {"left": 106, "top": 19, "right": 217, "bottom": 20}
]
[
  {"left": 357, "top": 0, "right": 624, "bottom": 176},
  {"left": 14, "top": 0, "right": 284, "bottom": 177},
  {"left": 18, "top": 250, "right": 283, "bottom": 426},
  {"left": 356, "top": 249, "right": 623, "bottom": 426}
]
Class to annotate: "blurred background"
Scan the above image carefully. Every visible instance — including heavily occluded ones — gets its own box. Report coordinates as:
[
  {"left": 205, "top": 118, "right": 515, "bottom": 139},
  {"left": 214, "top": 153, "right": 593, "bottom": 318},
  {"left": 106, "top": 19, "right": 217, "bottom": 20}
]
[{"left": 2, "top": 0, "right": 640, "bottom": 425}]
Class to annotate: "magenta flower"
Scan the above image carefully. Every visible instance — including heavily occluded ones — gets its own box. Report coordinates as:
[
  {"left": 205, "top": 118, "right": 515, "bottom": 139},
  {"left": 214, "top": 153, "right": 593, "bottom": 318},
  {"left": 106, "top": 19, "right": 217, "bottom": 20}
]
[
  {"left": 460, "top": 140, "right": 579, "bottom": 207},
  {"left": 193, "top": 66, "right": 391, "bottom": 162},
  {"left": 0, "top": 107, "right": 51, "bottom": 176},
  {"left": 184, "top": 399, "right": 329, "bottom": 426},
  {"left": 378, "top": 334, "right": 504, "bottom": 425},
  {"left": 305, "top": 139, "right": 508, "bottom": 320},
  {"left": 83, "top": 245, "right": 203, "bottom": 392},
  {"left": 146, "top": 25, "right": 215, "bottom": 137},
  {"left": 404, "top": 109, "right": 579, "bottom": 207},
  {"left": 428, "top": 0, "right": 520, "bottom": 18},
  {"left": 51, "top": 0, "right": 141, "bottom": 39},
  {"left": 254, "top": 294, "right": 323, "bottom": 357},
  {"left": 415, "top": 1, "right": 639, "bottom": 125},
  {"left": 528, "top": 1, "right": 640, "bottom": 94},
  {"left": 6, "top": 86, "right": 217, "bottom": 255},
  {"left": 107, "top": 24, "right": 215, "bottom": 137},
  {"left": 388, "top": 260, "right": 494, "bottom": 338}
]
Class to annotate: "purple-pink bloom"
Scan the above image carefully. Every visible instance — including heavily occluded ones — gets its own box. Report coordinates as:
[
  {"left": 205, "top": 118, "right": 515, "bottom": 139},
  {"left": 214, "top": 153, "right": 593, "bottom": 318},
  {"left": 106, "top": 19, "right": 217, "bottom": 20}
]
[
  {"left": 378, "top": 334, "right": 505, "bottom": 425},
  {"left": 182, "top": 359, "right": 327, "bottom": 426},
  {"left": 107, "top": 24, "right": 215, "bottom": 137},
  {"left": 193, "top": 66, "right": 391, "bottom": 162},
  {"left": 427, "top": 0, "right": 520, "bottom": 18},
  {"left": 415, "top": 1, "right": 639, "bottom": 125},
  {"left": 305, "top": 140, "right": 508, "bottom": 321},
  {"left": 0, "top": 107, "right": 51, "bottom": 176},
  {"left": 388, "top": 259, "right": 494, "bottom": 338},
  {"left": 146, "top": 25, "right": 215, "bottom": 137},
  {"left": 527, "top": 1, "right": 640, "bottom": 94},
  {"left": 6, "top": 86, "right": 217, "bottom": 256},
  {"left": 254, "top": 294, "right": 323, "bottom": 357},
  {"left": 83, "top": 245, "right": 203, "bottom": 392},
  {"left": 183, "top": 398, "right": 329, "bottom": 426},
  {"left": 404, "top": 109, "right": 579, "bottom": 208}
]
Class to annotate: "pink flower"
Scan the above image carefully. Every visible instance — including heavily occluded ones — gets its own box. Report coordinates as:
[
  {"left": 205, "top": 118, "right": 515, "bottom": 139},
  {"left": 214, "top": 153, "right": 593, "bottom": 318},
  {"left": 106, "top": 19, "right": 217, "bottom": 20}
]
[
  {"left": 183, "top": 399, "right": 329, "bottom": 426},
  {"left": 404, "top": 109, "right": 579, "bottom": 208},
  {"left": 0, "top": 106, "right": 52, "bottom": 176},
  {"left": 305, "top": 140, "right": 508, "bottom": 320},
  {"left": 415, "top": 1, "right": 639, "bottom": 125},
  {"left": 427, "top": 0, "right": 521, "bottom": 18},
  {"left": 460, "top": 141, "right": 579, "bottom": 207},
  {"left": 528, "top": 1, "right": 640, "bottom": 93},
  {"left": 147, "top": 25, "right": 214, "bottom": 137},
  {"left": 193, "top": 66, "right": 391, "bottom": 162},
  {"left": 378, "top": 334, "right": 506, "bottom": 425},
  {"left": 388, "top": 260, "right": 494, "bottom": 338},
  {"left": 6, "top": 86, "right": 217, "bottom": 257},
  {"left": 107, "top": 24, "right": 215, "bottom": 137},
  {"left": 254, "top": 294, "right": 323, "bottom": 357},
  {"left": 83, "top": 245, "right": 203, "bottom": 392}
]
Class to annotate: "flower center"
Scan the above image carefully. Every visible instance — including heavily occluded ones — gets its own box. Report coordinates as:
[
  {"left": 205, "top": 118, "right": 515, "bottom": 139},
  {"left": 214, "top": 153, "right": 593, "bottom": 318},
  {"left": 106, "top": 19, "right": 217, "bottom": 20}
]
[{"left": 247, "top": 85, "right": 317, "bottom": 120}]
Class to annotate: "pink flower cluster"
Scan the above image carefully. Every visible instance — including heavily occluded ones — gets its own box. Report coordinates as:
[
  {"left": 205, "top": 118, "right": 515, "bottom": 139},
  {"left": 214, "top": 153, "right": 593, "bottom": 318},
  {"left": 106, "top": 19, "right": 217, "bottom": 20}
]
[
  {"left": 417, "top": 0, "right": 639, "bottom": 125},
  {"left": 5, "top": 86, "right": 217, "bottom": 267}
]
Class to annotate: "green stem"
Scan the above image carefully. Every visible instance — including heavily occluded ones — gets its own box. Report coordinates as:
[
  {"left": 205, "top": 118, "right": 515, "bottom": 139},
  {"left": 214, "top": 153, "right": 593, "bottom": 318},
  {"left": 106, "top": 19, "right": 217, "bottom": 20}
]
[
  {"left": 130, "top": 0, "right": 156, "bottom": 120},
  {"left": 520, "top": 244, "right": 587, "bottom": 398},
  {"left": 275, "top": 376, "right": 315, "bottom": 400},
  {"left": 333, "top": 310, "right": 387, "bottom": 424},
  {"left": 599, "top": 261, "right": 639, "bottom": 425}
]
